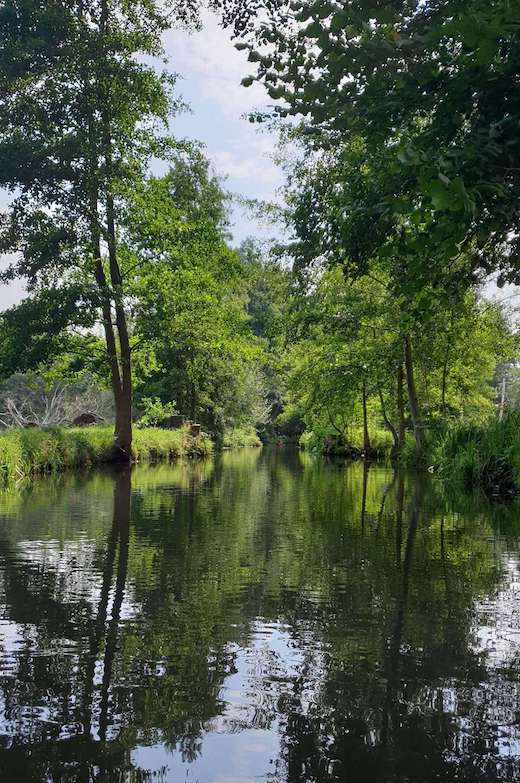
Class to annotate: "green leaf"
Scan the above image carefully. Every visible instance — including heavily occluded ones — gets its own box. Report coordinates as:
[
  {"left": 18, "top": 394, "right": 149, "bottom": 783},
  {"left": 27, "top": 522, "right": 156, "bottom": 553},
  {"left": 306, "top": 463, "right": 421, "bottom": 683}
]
[{"left": 305, "top": 20, "right": 324, "bottom": 38}]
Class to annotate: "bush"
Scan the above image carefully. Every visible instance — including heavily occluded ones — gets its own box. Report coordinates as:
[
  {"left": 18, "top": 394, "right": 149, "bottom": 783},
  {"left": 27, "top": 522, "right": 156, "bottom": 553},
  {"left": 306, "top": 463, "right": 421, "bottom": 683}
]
[
  {"left": 0, "top": 424, "right": 213, "bottom": 483},
  {"left": 222, "top": 427, "right": 261, "bottom": 449},
  {"left": 137, "top": 397, "right": 177, "bottom": 428}
]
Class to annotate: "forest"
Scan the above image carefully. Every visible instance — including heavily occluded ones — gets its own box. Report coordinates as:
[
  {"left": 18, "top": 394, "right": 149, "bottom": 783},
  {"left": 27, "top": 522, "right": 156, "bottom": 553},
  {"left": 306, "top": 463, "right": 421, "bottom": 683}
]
[{"left": 0, "top": 0, "right": 519, "bottom": 490}]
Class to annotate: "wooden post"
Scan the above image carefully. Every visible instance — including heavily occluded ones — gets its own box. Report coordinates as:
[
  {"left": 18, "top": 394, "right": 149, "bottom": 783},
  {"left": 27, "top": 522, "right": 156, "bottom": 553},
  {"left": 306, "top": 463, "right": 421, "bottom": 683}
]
[{"left": 499, "top": 377, "right": 506, "bottom": 421}]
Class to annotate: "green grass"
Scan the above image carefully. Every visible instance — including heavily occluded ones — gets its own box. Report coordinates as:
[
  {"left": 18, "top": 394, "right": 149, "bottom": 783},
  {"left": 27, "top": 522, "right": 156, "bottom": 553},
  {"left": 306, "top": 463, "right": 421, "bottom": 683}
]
[
  {"left": 0, "top": 425, "right": 213, "bottom": 483},
  {"left": 222, "top": 426, "right": 262, "bottom": 450}
]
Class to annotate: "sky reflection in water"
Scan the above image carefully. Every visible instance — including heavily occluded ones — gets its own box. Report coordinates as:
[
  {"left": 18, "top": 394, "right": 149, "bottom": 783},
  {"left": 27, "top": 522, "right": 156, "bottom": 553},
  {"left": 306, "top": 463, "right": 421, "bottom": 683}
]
[{"left": 0, "top": 449, "right": 519, "bottom": 781}]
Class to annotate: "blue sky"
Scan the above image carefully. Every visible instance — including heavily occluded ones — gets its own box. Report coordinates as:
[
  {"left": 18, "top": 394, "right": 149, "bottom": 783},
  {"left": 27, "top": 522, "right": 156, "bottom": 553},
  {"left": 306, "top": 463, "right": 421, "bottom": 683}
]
[
  {"left": 165, "top": 12, "right": 284, "bottom": 242},
  {"left": 0, "top": 11, "right": 282, "bottom": 310}
]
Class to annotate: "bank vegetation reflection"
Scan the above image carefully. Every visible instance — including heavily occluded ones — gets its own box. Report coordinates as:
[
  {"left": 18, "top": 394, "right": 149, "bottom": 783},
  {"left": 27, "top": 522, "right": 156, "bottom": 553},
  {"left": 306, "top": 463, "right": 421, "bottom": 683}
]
[{"left": 0, "top": 450, "right": 518, "bottom": 781}]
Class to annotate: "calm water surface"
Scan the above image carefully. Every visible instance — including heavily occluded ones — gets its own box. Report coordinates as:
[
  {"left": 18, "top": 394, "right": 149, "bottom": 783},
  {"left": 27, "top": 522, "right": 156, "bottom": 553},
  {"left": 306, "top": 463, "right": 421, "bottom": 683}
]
[{"left": 0, "top": 449, "right": 520, "bottom": 781}]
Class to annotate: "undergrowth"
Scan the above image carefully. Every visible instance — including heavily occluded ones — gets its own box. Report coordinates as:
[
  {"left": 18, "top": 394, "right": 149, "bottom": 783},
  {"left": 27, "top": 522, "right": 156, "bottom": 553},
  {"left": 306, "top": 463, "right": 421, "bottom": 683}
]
[{"left": 432, "top": 413, "right": 520, "bottom": 493}]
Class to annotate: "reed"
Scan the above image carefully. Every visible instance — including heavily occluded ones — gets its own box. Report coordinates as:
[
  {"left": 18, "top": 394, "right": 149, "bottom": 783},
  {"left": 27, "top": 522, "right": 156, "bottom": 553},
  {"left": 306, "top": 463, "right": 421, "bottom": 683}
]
[{"left": 432, "top": 413, "right": 520, "bottom": 493}]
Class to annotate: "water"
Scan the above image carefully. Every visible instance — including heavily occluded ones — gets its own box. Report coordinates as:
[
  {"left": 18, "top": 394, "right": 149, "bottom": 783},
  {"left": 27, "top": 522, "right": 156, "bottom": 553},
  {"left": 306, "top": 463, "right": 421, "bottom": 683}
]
[{"left": 0, "top": 449, "right": 519, "bottom": 782}]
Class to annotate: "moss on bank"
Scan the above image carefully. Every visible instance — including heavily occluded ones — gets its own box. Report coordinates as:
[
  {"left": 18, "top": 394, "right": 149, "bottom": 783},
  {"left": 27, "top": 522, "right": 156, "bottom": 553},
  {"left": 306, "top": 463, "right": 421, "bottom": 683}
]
[{"left": 0, "top": 425, "right": 213, "bottom": 482}]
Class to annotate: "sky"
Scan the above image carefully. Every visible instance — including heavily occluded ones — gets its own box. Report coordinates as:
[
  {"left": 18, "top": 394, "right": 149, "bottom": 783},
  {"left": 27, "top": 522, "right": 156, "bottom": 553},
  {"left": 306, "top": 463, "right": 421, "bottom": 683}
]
[
  {"left": 0, "top": 11, "right": 283, "bottom": 311},
  {"left": 164, "top": 12, "right": 284, "bottom": 238}
]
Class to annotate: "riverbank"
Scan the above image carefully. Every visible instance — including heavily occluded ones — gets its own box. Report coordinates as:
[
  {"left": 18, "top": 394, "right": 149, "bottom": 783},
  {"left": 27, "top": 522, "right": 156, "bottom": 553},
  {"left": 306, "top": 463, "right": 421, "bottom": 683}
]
[
  {"left": 222, "top": 426, "right": 262, "bottom": 450},
  {"left": 300, "top": 427, "right": 394, "bottom": 459},
  {"left": 0, "top": 425, "right": 213, "bottom": 482},
  {"left": 299, "top": 416, "right": 520, "bottom": 496},
  {"left": 431, "top": 413, "right": 520, "bottom": 494}
]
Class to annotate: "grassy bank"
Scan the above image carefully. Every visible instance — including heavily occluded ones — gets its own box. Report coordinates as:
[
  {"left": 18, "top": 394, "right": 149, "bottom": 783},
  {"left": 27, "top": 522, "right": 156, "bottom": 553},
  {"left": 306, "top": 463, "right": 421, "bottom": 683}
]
[
  {"left": 431, "top": 413, "right": 520, "bottom": 493},
  {"left": 300, "top": 427, "right": 394, "bottom": 458},
  {"left": 222, "top": 426, "right": 262, "bottom": 449},
  {"left": 0, "top": 425, "right": 213, "bottom": 482}
]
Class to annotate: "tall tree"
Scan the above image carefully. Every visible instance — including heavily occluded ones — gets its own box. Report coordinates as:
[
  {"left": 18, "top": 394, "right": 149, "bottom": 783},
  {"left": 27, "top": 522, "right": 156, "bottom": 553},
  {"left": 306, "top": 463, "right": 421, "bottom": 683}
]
[
  {"left": 240, "top": 0, "right": 520, "bottom": 284},
  {"left": 0, "top": 0, "right": 184, "bottom": 457},
  {"left": 0, "top": 0, "right": 282, "bottom": 456}
]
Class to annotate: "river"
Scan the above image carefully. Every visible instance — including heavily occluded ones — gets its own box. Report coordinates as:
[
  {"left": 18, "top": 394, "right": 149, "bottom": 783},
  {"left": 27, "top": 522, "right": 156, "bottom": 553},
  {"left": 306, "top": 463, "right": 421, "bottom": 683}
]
[{"left": 0, "top": 448, "right": 519, "bottom": 781}]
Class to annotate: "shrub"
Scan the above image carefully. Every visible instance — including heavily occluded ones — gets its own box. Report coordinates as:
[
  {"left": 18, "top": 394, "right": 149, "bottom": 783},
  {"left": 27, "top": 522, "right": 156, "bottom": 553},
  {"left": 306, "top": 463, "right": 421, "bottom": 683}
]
[
  {"left": 222, "top": 427, "right": 261, "bottom": 449},
  {"left": 137, "top": 397, "right": 177, "bottom": 428},
  {"left": 299, "top": 426, "right": 394, "bottom": 457}
]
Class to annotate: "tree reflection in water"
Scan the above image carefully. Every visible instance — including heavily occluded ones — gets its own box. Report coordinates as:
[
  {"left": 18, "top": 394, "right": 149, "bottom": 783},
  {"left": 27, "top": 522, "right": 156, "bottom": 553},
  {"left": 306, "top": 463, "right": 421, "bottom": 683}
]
[{"left": 0, "top": 450, "right": 518, "bottom": 781}]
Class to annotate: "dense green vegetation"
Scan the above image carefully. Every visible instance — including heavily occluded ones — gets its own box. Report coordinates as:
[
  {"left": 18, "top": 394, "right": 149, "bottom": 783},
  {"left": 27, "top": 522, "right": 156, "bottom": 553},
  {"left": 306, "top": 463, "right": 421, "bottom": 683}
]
[
  {"left": 0, "top": 425, "right": 212, "bottom": 482},
  {"left": 237, "top": 0, "right": 520, "bottom": 486},
  {"left": 0, "top": 0, "right": 519, "bottom": 489}
]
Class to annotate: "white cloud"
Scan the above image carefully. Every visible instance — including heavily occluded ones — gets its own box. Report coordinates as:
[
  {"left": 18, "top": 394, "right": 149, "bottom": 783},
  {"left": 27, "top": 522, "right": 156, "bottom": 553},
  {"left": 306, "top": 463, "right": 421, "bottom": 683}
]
[
  {"left": 164, "top": 13, "right": 285, "bottom": 238},
  {"left": 210, "top": 138, "right": 281, "bottom": 187},
  {"left": 166, "top": 11, "right": 269, "bottom": 120}
]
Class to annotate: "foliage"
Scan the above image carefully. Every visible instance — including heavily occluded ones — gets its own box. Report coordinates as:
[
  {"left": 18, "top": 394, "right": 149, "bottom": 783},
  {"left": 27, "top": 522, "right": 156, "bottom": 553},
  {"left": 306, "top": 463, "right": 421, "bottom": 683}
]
[
  {"left": 1, "top": 0, "right": 519, "bottom": 477},
  {"left": 240, "top": 238, "right": 294, "bottom": 440},
  {"left": 300, "top": 425, "right": 394, "bottom": 457},
  {"left": 236, "top": 0, "right": 520, "bottom": 464},
  {"left": 125, "top": 160, "right": 274, "bottom": 441},
  {"left": 138, "top": 397, "right": 177, "bottom": 428},
  {"left": 222, "top": 426, "right": 262, "bottom": 449},
  {"left": 286, "top": 265, "right": 517, "bottom": 458},
  {"left": 431, "top": 412, "right": 520, "bottom": 493},
  {"left": 0, "top": 0, "right": 274, "bottom": 455},
  {"left": 242, "top": 0, "right": 520, "bottom": 284}
]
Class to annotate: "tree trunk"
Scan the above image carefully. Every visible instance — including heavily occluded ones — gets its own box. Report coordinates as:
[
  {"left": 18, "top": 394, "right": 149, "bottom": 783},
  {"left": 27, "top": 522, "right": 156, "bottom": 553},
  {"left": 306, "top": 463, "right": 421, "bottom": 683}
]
[
  {"left": 105, "top": 186, "right": 133, "bottom": 459},
  {"left": 90, "top": 198, "right": 122, "bottom": 425},
  {"left": 99, "top": 0, "right": 133, "bottom": 459},
  {"left": 378, "top": 387, "right": 399, "bottom": 452},
  {"left": 397, "top": 363, "right": 405, "bottom": 451},
  {"left": 362, "top": 379, "right": 371, "bottom": 455},
  {"left": 403, "top": 335, "right": 423, "bottom": 455},
  {"left": 83, "top": 3, "right": 129, "bottom": 460}
]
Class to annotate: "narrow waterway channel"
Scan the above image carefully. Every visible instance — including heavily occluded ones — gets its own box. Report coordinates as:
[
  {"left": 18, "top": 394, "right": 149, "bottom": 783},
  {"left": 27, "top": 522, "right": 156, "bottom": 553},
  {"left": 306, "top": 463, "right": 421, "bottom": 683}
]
[{"left": 0, "top": 448, "right": 519, "bottom": 782}]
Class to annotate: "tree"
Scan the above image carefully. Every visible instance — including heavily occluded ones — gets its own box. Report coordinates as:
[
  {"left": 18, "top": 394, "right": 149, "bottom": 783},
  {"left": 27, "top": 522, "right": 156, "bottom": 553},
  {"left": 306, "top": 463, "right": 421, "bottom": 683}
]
[
  {"left": 0, "top": 0, "right": 283, "bottom": 457},
  {"left": 240, "top": 0, "right": 520, "bottom": 285},
  {"left": 0, "top": 0, "right": 185, "bottom": 457},
  {"left": 122, "top": 153, "right": 269, "bottom": 441},
  {"left": 287, "top": 264, "right": 516, "bottom": 456},
  {"left": 240, "top": 239, "right": 294, "bottom": 439}
]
